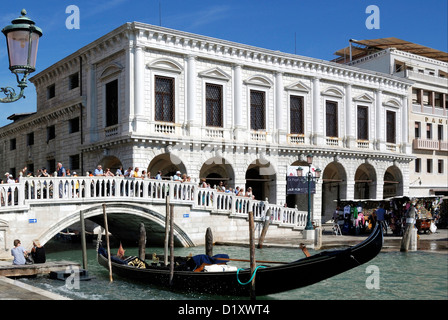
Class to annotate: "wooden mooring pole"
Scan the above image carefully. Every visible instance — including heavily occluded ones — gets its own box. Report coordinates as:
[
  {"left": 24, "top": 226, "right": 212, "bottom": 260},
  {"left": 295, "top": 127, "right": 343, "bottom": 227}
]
[
  {"left": 205, "top": 227, "right": 213, "bottom": 256},
  {"left": 249, "top": 211, "right": 256, "bottom": 300},
  {"left": 138, "top": 223, "right": 146, "bottom": 261},
  {"left": 102, "top": 203, "right": 113, "bottom": 283},
  {"left": 169, "top": 204, "right": 174, "bottom": 287},
  {"left": 79, "top": 210, "right": 88, "bottom": 270},
  {"left": 164, "top": 196, "right": 170, "bottom": 266}
]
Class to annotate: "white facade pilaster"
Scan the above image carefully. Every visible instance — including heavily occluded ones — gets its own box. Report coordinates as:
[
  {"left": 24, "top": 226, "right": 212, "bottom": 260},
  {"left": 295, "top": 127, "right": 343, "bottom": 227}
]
[
  {"left": 233, "top": 64, "right": 244, "bottom": 140},
  {"left": 345, "top": 83, "right": 355, "bottom": 148},
  {"left": 133, "top": 45, "right": 147, "bottom": 133},
  {"left": 275, "top": 72, "right": 286, "bottom": 144},
  {"left": 312, "top": 77, "right": 323, "bottom": 145},
  {"left": 186, "top": 55, "right": 197, "bottom": 135},
  {"left": 375, "top": 89, "right": 385, "bottom": 151}
]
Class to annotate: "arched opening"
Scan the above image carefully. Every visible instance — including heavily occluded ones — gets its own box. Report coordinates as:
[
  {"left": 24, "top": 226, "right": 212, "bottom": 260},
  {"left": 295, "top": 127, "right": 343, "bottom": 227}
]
[
  {"left": 199, "top": 157, "right": 235, "bottom": 190},
  {"left": 245, "top": 159, "right": 276, "bottom": 202},
  {"left": 321, "top": 162, "right": 347, "bottom": 220},
  {"left": 147, "top": 153, "right": 187, "bottom": 180},
  {"left": 354, "top": 163, "right": 377, "bottom": 199},
  {"left": 99, "top": 156, "right": 123, "bottom": 174},
  {"left": 383, "top": 166, "right": 403, "bottom": 198}
]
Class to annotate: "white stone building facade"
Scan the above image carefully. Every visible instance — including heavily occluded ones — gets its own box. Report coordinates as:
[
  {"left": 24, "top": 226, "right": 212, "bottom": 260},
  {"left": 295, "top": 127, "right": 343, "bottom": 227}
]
[
  {"left": 338, "top": 42, "right": 448, "bottom": 197},
  {"left": 0, "top": 23, "right": 414, "bottom": 222}
]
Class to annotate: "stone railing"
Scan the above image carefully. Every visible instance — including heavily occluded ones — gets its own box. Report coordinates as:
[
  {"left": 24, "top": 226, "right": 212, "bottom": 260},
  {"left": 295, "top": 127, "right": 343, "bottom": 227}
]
[{"left": 0, "top": 176, "right": 308, "bottom": 229}]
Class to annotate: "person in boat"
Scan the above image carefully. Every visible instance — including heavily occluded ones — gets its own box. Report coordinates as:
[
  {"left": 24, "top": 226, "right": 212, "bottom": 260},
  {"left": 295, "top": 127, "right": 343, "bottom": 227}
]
[{"left": 31, "top": 239, "right": 46, "bottom": 263}]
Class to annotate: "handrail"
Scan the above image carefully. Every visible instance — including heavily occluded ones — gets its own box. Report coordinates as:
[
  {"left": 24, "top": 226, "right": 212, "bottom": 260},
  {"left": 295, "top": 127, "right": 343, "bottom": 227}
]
[{"left": 0, "top": 176, "right": 308, "bottom": 229}]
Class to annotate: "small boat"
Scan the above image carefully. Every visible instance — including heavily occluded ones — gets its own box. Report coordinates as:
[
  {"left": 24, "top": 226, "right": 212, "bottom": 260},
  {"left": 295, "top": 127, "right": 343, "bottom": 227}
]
[{"left": 97, "top": 223, "right": 383, "bottom": 296}]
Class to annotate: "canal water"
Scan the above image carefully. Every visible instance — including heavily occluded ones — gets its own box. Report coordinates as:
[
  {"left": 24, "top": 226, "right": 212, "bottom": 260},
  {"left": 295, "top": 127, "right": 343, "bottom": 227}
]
[{"left": 18, "top": 240, "right": 447, "bottom": 301}]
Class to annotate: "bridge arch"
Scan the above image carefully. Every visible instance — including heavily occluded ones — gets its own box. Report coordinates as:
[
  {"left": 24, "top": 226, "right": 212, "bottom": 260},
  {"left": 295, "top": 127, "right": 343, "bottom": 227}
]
[{"left": 38, "top": 202, "right": 194, "bottom": 248}]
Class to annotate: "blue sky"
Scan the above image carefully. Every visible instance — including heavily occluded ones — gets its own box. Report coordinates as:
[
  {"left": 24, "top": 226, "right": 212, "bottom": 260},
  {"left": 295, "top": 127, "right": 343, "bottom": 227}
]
[{"left": 0, "top": 0, "right": 447, "bottom": 127}]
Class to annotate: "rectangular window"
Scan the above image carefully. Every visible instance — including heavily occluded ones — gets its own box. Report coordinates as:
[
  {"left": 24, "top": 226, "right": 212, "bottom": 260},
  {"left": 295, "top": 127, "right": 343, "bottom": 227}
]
[
  {"left": 434, "top": 93, "right": 442, "bottom": 108},
  {"left": 47, "top": 84, "right": 55, "bottom": 100},
  {"left": 47, "top": 159, "right": 56, "bottom": 174},
  {"left": 326, "top": 101, "right": 338, "bottom": 137},
  {"left": 426, "top": 123, "right": 432, "bottom": 140},
  {"left": 438, "top": 159, "right": 444, "bottom": 174},
  {"left": 69, "top": 154, "right": 80, "bottom": 171},
  {"left": 105, "top": 79, "right": 118, "bottom": 127},
  {"left": 438, "top": 124, "right": 443, "bottom": 140},
  {"left": 205, "top": 83, "right": 223, "bottom": 127},
  {"left": 47, "top": 125, "right": 56, "bottom": 142},
  {"left": 155, "top": 76, "right": 175, "bottom": 122},
  {"left": 414, "top": 122, "right": 421, "bottom": 139},
  {"left": 386, "top": 111, "right": 396, "bottom": 144},
  {"left": 290, "top": 95, "right": 304, "bottom": 134},
  {"left": 357, "top": 105, "right": 369, "bottom": 140},
  {"left": 69, "top": 72, "right": 79, "bottom": 90},
  {"left": 250, "top": 90, "right": 265, "bottom": 130},
  {"left": 412, "top": 89, "right": 420, "bottom": 104},
  {"left": 27, "top": 132, "right": 34, "bottom": 146},
  {"left": 10, "top": 138, "right": 16, "bottom": 151},
  {"left": 415, "top": 158, "right": 421, "bottom": 173},
  {"left": 427, "top": 159, "right": 433, "bottom": 173},
  {"left": 422, "top": 91, "right": 430, "bottom": 105},
  {"left": 69, "top": 117, "right": 80, "bottom": 133}
]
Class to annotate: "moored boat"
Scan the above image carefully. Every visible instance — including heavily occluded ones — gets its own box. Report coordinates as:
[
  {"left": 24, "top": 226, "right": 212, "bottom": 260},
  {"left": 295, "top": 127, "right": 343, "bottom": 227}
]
[{"left": 97, "top": 223, "right": 383, "bottom": 296}]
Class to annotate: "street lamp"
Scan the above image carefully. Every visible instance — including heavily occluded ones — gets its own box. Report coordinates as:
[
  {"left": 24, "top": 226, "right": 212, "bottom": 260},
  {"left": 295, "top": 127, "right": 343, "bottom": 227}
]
[
  {"left": 304, "top": 154, "right": 321, "bottom": 232},
  {"left": 1, "top": 9, "right": 42, "bottom": 103}
]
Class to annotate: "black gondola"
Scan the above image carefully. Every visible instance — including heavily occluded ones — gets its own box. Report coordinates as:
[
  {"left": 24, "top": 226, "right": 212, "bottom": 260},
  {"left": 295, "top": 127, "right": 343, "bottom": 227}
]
[{"left": 97, "top": 223, "right": 383, "bottom": 296}]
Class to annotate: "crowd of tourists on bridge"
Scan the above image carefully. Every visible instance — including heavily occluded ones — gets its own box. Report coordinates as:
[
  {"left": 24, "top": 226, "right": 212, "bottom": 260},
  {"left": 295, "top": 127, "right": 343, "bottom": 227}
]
[{"left": 2, "top": 163, "right": 257, "bottom": 203}]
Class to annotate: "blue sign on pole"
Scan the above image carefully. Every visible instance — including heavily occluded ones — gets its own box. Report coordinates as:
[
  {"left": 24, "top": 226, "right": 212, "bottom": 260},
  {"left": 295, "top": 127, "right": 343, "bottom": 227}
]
[
  {"left": 286, "top": 176, "right": 316, "bottom": 194},
  {"left": 29, "top": 219, "right": 37, "bottom": 223},
  {"left": 183, "top": 214, "right": 189, "bottom": 218}
]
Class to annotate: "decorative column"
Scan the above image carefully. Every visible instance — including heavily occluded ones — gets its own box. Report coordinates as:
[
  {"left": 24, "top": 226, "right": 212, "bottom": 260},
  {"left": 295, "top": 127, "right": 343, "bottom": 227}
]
[
  {"left": 133, "top": 44, "right": 147, "bottom": 133},
  {"left": 275, "top": 72, "right": 286, "bottom": 144},
  {"left": 345, "top": 83, "right": 355, "bottom": 148},
  {"left": 312, "top": 77, "right": 323, "bottom": 145},
  {"left": 375, "top": 89, "right": 385, "bottom": 151},
  {"left": 86, "top": 63, "right": 98, "bottom": 143},
  {"left": 401, "top": 95, "right": 410, "bottom": 154},
  {"left": 233, "top": 64, "right": 244, "bottom": 140},
  {"left": 186, "top": 55, "right": 198, "bottom": 135}
]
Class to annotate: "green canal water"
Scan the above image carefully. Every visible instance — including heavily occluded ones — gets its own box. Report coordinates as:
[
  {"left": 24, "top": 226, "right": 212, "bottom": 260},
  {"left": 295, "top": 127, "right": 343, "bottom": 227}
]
[{"left": 19, "top": 240, "right": 448, "bottom": 301}]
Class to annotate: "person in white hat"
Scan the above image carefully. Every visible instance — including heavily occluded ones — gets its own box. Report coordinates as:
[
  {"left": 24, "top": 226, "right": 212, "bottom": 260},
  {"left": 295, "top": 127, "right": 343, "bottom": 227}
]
[{"left": 173, "top": 171, "right": 182, "bottom": 181}]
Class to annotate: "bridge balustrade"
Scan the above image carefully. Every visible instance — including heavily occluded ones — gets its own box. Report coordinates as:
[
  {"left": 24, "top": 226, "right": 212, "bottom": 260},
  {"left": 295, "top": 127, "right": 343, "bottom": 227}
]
[{"left": 1, "top": 176, "right": 308, "bottom": 229}]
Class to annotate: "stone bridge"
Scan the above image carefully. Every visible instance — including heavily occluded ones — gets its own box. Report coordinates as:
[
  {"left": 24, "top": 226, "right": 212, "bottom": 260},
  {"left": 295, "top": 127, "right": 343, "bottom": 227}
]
[{"left": 0, "top": 176, "right": 309, "bottom": 259}]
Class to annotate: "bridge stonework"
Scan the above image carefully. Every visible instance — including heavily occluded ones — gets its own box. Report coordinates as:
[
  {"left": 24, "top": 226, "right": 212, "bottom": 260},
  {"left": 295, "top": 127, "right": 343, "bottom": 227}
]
[{"left": 0, "top": 176, "right": 307, "bottom": 260}]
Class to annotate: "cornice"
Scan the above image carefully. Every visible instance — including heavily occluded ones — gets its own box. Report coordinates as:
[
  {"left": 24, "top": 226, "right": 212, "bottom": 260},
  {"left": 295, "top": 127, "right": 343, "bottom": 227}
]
[
  {"left": 132, "top": 22, "right": 413, "bottom": 94},
  {"left": 0, "top": 99, "right": 82, "bottom": 138}
]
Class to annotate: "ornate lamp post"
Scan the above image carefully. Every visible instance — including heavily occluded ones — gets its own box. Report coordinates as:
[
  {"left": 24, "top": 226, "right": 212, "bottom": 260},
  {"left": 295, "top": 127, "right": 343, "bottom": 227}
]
[
  {"left": 304, "top": 154, "right": 321, "bottom": 236},
  {"left": 1, "top": 9, "right": 42, "bottom": 103}
]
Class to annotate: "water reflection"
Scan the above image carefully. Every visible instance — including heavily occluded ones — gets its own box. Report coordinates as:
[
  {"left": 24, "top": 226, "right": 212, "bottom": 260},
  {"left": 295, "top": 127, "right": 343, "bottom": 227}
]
[{"left": 18, "top": 239, "right": 448, "bottom": 300}]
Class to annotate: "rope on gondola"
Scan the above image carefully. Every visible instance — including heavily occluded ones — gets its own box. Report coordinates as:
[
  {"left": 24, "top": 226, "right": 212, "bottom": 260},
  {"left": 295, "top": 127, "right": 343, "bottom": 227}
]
[{"left": 236, "top": 266, "right": 267, "bottom": 285}]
